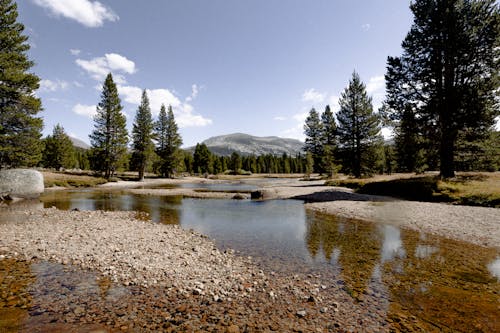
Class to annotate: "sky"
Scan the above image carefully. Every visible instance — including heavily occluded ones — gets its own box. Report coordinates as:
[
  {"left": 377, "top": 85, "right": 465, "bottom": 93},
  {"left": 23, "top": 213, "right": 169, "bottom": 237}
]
[{"left": 19, "top": 0, "right": 417, "bottom": 147}]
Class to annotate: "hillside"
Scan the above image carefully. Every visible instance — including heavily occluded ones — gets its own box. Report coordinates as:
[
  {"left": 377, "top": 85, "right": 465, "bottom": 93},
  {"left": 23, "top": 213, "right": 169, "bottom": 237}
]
[
  {"left": 70, "top": 137, "right": 90, "bottom": 150},
  {"left": 189, "top": 133, "right": 304, "bottom": 156}
]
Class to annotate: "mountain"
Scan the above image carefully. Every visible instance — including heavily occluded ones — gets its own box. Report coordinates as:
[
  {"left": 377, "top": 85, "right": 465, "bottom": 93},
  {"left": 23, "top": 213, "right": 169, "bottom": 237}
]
[
  {"left": 189, "top": 133, "right": 304, "bottom": 156},
  {"left": 70, "top": 137, "right": 90, "bottom": 150}
]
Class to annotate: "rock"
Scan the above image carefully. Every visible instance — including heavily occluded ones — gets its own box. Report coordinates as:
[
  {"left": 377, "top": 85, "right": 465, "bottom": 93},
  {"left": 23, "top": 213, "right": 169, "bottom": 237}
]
[
  {"left": 296, "top": 310, "right": 306, "bottom": 318},
  {"left": 0, "top": 169, "right": 44, "bottom": 200},
  {"left": 226, "top": 325, "right": 240, "bottom": 333}
]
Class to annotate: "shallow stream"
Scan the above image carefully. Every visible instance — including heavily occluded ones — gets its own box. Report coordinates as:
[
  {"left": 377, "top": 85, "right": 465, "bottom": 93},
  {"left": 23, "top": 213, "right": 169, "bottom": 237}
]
[{"left": 1, "top": 184, "right": 499, "bottom": 332}]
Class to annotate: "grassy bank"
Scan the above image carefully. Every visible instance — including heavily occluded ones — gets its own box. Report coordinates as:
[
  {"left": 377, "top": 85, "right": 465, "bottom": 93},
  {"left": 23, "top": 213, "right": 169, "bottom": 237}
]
[
  {"left": 43, "top": 171, "right": 108, "bottom": 188},
  {"left": 326, "top": 172, "right": 500, "bottom": 208}
]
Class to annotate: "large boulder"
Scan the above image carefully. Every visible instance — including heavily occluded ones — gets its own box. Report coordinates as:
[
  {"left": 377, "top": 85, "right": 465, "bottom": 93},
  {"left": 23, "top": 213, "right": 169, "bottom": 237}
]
[{"left": 0, "top": 169, "right": 44, "bottom": 200}]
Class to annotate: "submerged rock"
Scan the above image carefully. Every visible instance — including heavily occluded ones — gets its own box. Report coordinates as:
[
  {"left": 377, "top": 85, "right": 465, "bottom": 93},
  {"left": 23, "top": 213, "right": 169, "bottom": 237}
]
[{"left": 0, "top": 169, "right": 44, "bottom": 200}]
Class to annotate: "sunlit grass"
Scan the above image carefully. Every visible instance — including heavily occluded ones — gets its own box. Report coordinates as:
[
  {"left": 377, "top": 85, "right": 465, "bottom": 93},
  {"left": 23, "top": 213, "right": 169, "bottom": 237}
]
[
  {"left": 326, "top": 172, "right": 500, "bottom": 207},
  {"left": 43, "top": 171, "right": 108, "bottom": 188}
]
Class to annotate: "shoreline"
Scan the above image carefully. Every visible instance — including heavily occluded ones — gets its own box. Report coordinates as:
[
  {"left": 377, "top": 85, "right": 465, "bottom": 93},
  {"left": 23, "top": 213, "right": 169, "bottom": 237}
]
[{"left": 0, "top": 207, "right": 391, "bottom": 332}]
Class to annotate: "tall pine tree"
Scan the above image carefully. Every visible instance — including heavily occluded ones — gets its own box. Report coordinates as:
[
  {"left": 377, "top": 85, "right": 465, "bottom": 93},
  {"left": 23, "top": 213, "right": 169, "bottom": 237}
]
[
  {"left": 131, "top": 90, "right": 154, "bottom": 181},
  {"left": 321, "top": 105, "right": 339, "bottom": 177},
  {"left": 155, "top": 104, "right": 182, "bottom": 177},
  {"left": 42, "top": 124, "right": 76, "bottom": 170},
  {"left": 89, "top": 73, "right": 128, "bottom": 180},
  {"left": 303, "top": 108, "right": 324, "bottom": 173},
  {"left": 385, "top": 0, "right": 499, "bottom": 178},
  {"left": 337, "top": 72, "right": 381, "bottom": 178},
  {"left": 0, "top": 0, "right": 43, "bottom": 168}
]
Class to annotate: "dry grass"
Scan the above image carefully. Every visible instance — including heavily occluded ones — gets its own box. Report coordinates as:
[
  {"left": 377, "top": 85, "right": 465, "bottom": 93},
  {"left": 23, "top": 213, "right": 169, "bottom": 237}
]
[
  {"left": 43, "top": 171, "right": 108, "bottom": 188},
  {"left": 326, "top": 172, "right": 500, "bottom": 207}
]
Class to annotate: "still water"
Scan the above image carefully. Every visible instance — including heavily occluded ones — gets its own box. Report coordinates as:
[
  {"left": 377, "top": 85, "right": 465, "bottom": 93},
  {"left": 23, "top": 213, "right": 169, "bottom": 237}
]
[{"left": 2, "top": 188, "right": 499, "bottom": 331}]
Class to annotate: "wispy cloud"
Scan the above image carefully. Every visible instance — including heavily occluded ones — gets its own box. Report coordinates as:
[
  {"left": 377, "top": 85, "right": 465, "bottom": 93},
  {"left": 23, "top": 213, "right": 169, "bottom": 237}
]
[
  {"left": 361, "top": 23, "right": 371, "bottom": 32},
  {"left": 274, "top": 116, "right": 286, "bottom": 121},
  {"left": 76, "top": 53, "right": 136, "bottom": 82},
  {"left": 33, "top": 0, "right": 118, "bottom": 28},
  {"left": 185, "top": 84, "right": 199, "bottom": 102},
  {"left": 72, "top": 103, "right": 96, "bottom": 118},
  {"left": 39, "top": 79, "right": 69, "bottom": 92},
  {"left": 70, "top": 48, "right": 81, "bottom": 56},
  {"left": 301, "top": 88, "right": 325, "bottom": 104}
]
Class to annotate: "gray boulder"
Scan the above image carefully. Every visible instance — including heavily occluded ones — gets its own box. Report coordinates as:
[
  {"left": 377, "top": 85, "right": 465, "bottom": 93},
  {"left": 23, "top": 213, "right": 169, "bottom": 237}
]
[{"left": 0, "top": 169, "right": 44, "bottom": 200}]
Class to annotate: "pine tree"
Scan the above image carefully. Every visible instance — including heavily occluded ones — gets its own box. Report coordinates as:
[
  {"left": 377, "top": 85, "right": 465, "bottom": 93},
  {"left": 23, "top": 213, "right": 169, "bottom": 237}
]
[
  {"left": 321, "top": 105, "right": 339, "bottom": 177},
  {"left": 0, "top": 0, "right": 43, "bottom": 168},
  {"left": 385, "top": 0, "right": 499, "bottom": 178},
  {"left": 155, "top": 104, "right": 182, "bottom": 177},
  {"left": 131, "top": 90, "right": 154, "bottom": 181},
  {"left": 337, "top": 71, "right": 381, "bottom": 177},
  {"left": 193, "top": 143, "right": 212, "bottom": 174},
  {"left": 42, "top": 124, "right": 76, "bottom": 169},
  {"left": 303, "top": 108, "right": 324, "bottom": 173},
  {"left": 89, "top": 73, "right": 128, "bottom": 180}
]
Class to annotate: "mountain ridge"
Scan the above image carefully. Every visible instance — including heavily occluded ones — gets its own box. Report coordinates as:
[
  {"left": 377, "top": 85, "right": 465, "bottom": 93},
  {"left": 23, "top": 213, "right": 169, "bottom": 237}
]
[{"left": 188, "top": 133, "right": 304, "bottom": 156}]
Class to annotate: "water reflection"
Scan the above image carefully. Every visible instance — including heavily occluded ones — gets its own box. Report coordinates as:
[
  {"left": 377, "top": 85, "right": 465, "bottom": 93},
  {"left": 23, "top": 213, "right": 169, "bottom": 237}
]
[{"left": 35, "top": 189, "right": 500, "bottom": 332}]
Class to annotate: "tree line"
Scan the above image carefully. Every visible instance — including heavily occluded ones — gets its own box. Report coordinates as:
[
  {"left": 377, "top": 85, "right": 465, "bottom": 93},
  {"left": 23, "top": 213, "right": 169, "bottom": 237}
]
[
  {"left": 303, "top": 0, "right": 499, "bottom": 178},
  {"left": 1, "top": 0, "right": 498, "bottom": 179}
]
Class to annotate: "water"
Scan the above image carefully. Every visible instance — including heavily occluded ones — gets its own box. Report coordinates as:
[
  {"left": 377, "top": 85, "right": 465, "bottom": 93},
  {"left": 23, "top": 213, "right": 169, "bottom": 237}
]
[{"left": 2, "top": 187, "right": 499, "bottom": 331}]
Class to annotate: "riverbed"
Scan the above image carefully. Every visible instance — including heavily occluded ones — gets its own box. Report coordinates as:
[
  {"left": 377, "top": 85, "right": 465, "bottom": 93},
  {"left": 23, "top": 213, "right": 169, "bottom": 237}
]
[{"left": 1, "top": 179, "right": 499, "bottom": 332}]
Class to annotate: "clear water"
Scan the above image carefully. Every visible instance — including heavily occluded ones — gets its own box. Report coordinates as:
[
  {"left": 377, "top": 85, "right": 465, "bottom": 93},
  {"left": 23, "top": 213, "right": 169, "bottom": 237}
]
[{"left": 2, "top": 188, "right": 499, "bottom": 331}]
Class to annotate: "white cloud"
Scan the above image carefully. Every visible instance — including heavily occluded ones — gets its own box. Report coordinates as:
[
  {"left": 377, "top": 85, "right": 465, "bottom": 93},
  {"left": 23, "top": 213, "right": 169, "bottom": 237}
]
[
  {"left": 73, "top": 81, "right": 84, "bottom": 88},
  {"left": 366, "top": 75, "right": 386, "bottom": 112},
  {"left": 328, "top": 95, "right": 340, "bottom": 113},
  {"left": 274, "top": 116, "right": 286, "bottom": 121},
  {"left": 33, "top": 0, "right": 118, "bottom": 28},
  {"left": 361, "top": 23, "right": 371, "bottom": 32},
  {"left": 73, "top": 103, "right": 96, "bottom": 118},
  {"left": 185, "top": 84, "right": 199, "bottom": 103},
  {"left": 70, "top": 48, "right": 81, "bottom": 56},
  {"left": 76, "top": 53, "right": 136, "bottom": 82},
  {"left": 39, "top": 79, "right": 69, "bottom": 92},
  {"left": 302, "top": 88, "right": 325, "bottom": 104},
  {"left": 118, "top": 85, "right": 212, "bottom": 128}
]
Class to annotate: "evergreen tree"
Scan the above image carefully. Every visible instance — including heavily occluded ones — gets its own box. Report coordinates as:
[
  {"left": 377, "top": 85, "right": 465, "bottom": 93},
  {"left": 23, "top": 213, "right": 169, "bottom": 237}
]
[
  {"left": 0, "top": 0, "right": 43, "bottom": 168},
  {"left": 155, "top": 104, "right": 182, "bottom": 178},
  {"left": 89, "top": 73, "right": 128, "bottom": 180},
  {"left": 336, "top": 71, "right": 381, "bottom": 177},
  {"left": 321, "top": 105, "right": 340, "bottom": 177},
  {"left": 42, "top": 124, "right": 76, "bottom": 170},
  {"left": 303, "top": 108, "right": 324, "bottom": 173},
  {"left": 385, "top": 0, "right": 499, "bottom": 178},
  {"left": 229, "top": 152, "right": 242, "bottom": 174},
  {"left": 131, "top": 90, "right": 154, "bottom": 181},
  {"left": 193, "top": 143, "right": 212, "bottom": 174}
]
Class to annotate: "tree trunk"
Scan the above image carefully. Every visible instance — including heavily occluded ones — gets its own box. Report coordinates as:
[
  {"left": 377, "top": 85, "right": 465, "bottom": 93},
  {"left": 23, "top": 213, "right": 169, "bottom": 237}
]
[{"left": 439, "top": 129, "right": 456, "bottom": 178}]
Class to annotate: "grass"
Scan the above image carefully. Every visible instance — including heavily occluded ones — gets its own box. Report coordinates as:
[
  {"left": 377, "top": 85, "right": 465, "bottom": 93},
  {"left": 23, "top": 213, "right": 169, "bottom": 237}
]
[
  {"left": 326, "top": 172, "right": 500, "bottom": 208},
  {"left": 43, "top": 171, "right": 108, "bottom": 188}
]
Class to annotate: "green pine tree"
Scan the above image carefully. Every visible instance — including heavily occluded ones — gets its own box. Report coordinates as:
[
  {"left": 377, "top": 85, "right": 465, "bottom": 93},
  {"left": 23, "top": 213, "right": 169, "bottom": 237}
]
[
  {"left": 193, "top": 143, "right": 212, "bottom": 175},
  {"left": 131, "top": 90, "right": 155, "bottom": 181},
  {"left": 385, "top": 0, "right": 499, "bottom": 178},
  {"left": 89, "top": 73, "right": 128, "bottom": 180},
  {"left": 303, "top": 108, "right": 324, "bottom": 173},
  {"left": 337, "top": 71, "right": 381, "bottom": 178},
  {"left": 321, "top": 105, "right": 340, "bottom": 177},
  {"left": 155, "top": 104, "right": 183, "bottom": 178},
  {"left": 0, "top": 0, "right": 43, "bottom": 168},
  {"left": 42, "top": 124, "right": 76, "bottom": 170}
]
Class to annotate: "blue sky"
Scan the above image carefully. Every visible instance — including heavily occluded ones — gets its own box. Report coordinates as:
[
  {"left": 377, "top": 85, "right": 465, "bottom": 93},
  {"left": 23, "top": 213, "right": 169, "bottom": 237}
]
[{"left": 19, "top": 0, "right": 415, "bottom": 147}]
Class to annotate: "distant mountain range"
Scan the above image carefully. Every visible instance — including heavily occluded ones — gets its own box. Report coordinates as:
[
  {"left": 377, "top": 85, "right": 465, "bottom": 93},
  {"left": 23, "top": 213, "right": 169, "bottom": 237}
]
[
  {"left": 69, "top": 137, "right": 90, "bottom": 150},
  {"left": 188, "top": 133, "right": 304, "bottom": 156}
]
